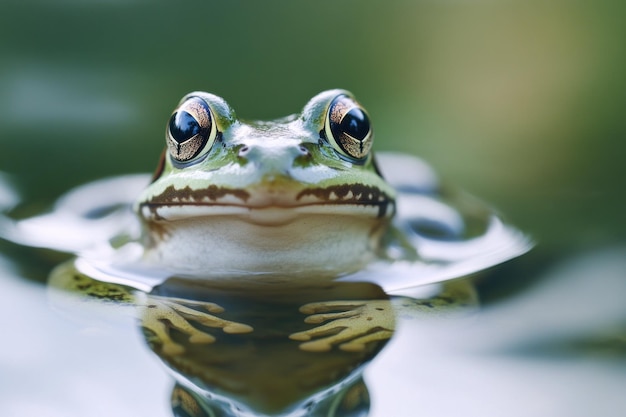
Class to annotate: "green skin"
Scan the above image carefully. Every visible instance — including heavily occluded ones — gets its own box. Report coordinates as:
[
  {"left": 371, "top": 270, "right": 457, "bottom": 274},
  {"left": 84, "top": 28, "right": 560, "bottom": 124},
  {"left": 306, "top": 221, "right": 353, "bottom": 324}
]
[{"left": 51, "top": 89, "right": 477, "bottom": 355}]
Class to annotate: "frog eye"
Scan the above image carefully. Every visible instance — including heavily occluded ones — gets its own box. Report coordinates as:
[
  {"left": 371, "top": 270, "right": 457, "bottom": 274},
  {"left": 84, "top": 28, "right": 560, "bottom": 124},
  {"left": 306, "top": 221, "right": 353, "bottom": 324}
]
[
  {"left": 324, "top": 94, "right": 373, "bottom": 161},
  {"left": 166, "top": 97, "right": 217, "bottom": 162}
]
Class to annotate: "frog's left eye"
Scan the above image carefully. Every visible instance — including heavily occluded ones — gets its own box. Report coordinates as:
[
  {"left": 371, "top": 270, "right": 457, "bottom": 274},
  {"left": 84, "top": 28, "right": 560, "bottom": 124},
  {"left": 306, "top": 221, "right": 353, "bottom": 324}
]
[
  {"left": 166, "top": 97, "right": 216, "bottom": 162},
  {"left": 324, "top": 94, "right": 373, "bottom": 161}
]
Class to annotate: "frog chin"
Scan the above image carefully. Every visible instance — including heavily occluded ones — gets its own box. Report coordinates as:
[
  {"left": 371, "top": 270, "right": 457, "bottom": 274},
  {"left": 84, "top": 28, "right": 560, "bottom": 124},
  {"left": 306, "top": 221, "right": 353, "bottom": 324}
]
[{"left": 140, "top": 207, "right": 390, "bottom": 279}]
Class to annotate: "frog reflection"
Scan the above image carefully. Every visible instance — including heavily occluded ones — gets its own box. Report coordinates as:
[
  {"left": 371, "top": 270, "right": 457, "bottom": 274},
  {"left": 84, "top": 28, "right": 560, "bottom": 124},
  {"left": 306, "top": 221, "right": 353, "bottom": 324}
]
[
  {"left": 146, "top": 277, "right": 395, "bottom": 417},
  {"left": 50, "top": 263, "right": 395, "bottom": 416},
  {"left": 50, "top": 261, "right": 476, "bottom": 417}
]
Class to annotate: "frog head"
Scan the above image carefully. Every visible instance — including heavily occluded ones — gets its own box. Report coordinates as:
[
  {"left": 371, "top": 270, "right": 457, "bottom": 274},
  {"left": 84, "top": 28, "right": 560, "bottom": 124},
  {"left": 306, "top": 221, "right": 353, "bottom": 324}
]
[{"left": 135, "top": 90, "right": 395, "bottom": 279}]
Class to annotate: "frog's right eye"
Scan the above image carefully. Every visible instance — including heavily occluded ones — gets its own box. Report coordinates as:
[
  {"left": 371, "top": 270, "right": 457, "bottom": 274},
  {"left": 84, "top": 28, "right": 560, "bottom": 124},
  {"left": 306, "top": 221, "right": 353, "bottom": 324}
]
[
  {"left": 166, "top": 97, "right": 217, "bottom": 162},
  {"left": 324, "top": 94, "right": 373, "bottom": 162}
]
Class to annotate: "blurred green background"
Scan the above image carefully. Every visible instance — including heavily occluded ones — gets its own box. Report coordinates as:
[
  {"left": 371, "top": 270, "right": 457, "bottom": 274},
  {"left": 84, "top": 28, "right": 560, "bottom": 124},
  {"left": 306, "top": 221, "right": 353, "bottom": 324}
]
[
  {"left": 1, "top": 3, "right": 625, "bottom": 415},
  {"left": 1, "top": 0, "right": 624, "bottom": 254}
]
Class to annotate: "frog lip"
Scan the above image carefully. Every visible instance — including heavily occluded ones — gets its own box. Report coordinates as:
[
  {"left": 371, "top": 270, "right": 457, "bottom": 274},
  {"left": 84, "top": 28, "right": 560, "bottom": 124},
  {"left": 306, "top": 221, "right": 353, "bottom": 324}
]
[
  {"left": 139, "top": 203, "right": 394, "bottom": 226},
  {"left": 138, "top": 184, "right": 395, "bottom": 221}
]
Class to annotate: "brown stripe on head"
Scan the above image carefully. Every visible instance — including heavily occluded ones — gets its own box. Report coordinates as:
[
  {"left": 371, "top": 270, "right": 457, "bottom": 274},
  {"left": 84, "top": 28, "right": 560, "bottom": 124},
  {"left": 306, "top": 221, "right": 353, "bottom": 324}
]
[
  {"left": 297, "top": 184, "right": 394, "bottom": 217},
  {"left": 147, "top": 185, "right": 251, "bottom": 205}
]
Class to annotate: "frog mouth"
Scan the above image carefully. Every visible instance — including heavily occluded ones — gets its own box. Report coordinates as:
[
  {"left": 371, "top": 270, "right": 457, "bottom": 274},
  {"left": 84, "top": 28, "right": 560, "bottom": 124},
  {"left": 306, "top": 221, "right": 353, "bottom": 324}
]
[{"left": 138, "top": 184, "right": 395, "bottom": 222}]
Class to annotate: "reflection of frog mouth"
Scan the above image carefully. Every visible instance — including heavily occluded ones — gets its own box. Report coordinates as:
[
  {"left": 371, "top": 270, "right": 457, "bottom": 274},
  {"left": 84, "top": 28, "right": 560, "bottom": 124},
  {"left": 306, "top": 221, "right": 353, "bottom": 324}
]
[{"left": 138, "top": 183, "right": 395, "bottom": 223}]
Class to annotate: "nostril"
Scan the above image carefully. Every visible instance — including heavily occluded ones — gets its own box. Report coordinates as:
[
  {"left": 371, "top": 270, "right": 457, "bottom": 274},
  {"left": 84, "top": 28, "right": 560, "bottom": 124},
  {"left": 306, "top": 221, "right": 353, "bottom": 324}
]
[
  {"left": 298, "top": 145, "right": 309, "bottom": 156},
  {"left": 238, "top": 145, "right": 250, "bottom": 157}
]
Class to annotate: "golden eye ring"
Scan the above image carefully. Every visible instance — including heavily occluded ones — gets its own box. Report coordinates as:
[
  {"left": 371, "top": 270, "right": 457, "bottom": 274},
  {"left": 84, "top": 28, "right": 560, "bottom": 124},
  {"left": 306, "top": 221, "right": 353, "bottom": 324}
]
[
  {"left": 324, "top": 94, "right": 373, "bottom": 161},
  {"left": 166, "top": 96, "right": 217, "bottom": 162}
]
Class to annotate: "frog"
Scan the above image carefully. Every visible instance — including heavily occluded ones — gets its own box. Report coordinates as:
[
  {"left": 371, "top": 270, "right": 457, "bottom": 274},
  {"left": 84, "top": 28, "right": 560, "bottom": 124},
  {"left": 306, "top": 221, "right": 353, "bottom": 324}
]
[
  {"left": 0, "top": 89, "right": 531, "bottom": 417},
  {"left": 2, "top": 87, "right": 532, "bottom": 351},
  {"left": 131, "top": 88, "right": 525, "bottom": 333},
  {"left": 114, "top": 90, "right": 484, "bottom": 348}
]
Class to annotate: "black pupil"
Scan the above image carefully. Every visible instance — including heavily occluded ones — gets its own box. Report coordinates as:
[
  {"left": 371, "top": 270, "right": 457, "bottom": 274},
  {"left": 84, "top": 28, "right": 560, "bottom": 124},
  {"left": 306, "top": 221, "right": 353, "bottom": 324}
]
[
  {"left": 341, "top": 108, "right": 370, "bottom": 140},
  {"left": 169, "top": 111, "right": 200, "bottom": 144}
]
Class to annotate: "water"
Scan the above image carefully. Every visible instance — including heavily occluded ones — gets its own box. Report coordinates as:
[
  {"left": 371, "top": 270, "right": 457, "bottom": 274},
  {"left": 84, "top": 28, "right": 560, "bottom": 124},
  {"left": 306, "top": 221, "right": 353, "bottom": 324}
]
[
  {"left": 1, "top": 1, "right": 625, "bottom": 416},
  {"left": 1, "top": 158, "right": 624, "bottom": 417},
  {"left": 0, "top": 152, "right": 527, "bottom": 416}
]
